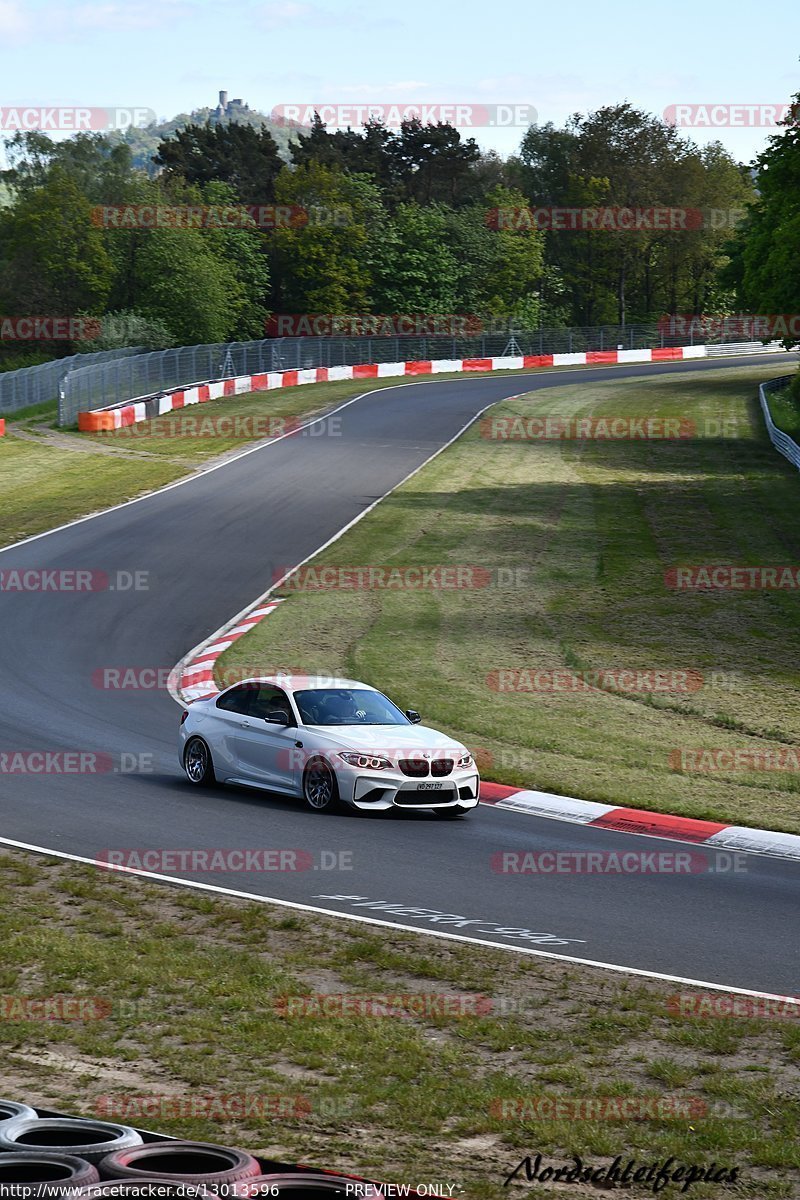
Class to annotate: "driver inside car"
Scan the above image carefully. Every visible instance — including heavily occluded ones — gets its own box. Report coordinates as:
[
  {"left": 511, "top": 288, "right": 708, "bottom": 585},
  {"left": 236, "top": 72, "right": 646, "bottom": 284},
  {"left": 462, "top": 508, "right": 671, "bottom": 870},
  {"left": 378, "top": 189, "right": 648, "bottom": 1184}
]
[{"left": 320, "top": 692, "right": 368, "bottom": 723}]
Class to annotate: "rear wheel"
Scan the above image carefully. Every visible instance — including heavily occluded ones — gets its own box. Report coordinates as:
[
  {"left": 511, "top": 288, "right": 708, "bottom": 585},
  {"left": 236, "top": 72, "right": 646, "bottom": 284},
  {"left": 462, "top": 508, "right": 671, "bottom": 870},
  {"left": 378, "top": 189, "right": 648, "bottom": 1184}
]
[
  {"left": 183, "top": 738, "right": 215, "bottom": 787},
  {"left": 303, "top": 758, "right": 342, "bottom": 813}
]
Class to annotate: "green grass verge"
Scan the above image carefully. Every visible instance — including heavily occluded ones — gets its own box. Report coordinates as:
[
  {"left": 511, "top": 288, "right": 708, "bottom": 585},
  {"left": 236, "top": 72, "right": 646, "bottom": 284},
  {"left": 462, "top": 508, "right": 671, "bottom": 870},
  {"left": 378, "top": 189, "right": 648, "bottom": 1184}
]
[
  {"left": 217, "top": 364, "right": 800, "bottom": 834},
  {"left": 0, "top": 851, "right": 797, "bottom": 1198},
  {"left": 764, "top": 383, "right": 800, "bottom": 439}
]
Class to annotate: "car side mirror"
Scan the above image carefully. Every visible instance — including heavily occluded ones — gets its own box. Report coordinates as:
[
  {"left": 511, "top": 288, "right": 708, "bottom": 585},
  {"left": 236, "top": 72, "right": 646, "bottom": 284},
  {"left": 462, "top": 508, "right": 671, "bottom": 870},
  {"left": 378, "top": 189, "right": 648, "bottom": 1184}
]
[
  {"left": 406, "top": 709, "right": 421, "bottom": 724},
  {"left": 265, "top": 709, "right": 292, "bottom": 726}
]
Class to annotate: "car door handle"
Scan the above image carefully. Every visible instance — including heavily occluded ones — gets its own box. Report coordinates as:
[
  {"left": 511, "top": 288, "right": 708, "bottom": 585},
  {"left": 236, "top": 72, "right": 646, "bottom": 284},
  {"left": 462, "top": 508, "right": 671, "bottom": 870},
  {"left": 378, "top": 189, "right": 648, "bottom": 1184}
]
[{"left": 240, "top": 720, "right": 251, "bottom": 729}]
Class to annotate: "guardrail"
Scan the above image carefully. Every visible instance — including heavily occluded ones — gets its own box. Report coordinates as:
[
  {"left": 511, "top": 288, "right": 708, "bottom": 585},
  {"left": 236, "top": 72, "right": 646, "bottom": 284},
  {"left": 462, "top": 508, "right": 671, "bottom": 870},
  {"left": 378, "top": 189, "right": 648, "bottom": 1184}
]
[
  {"left": 77, "top": 345, "right": 708, "bottom": 432},
  {"left": 56, "top": 322, "right": 759, "bottom": 427},
  {"left": 706, "top": 341, "right": 787, "bottom": 357},
  {"left": 0, "top": 346, "right": 144, "bottom": 418},
  {"left": 759, "top": 376, "right": 800, "bottom": 470}
]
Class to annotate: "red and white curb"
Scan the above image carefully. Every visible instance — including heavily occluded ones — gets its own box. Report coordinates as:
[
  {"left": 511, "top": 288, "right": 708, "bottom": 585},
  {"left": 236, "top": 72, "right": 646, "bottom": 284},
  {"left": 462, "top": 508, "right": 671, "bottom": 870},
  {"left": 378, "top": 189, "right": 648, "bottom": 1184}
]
[
  {"left": 482, "top": 781, "right": 800, "bottom": 861},
  {"left": 78, "top": 345, "right": 709, "bottom": 432},
  {"left": 171, "top": 605, "right": 800, "bottom": 863},
  {"left": 172, "top": 599, "right": 286, "bottom": 702}
]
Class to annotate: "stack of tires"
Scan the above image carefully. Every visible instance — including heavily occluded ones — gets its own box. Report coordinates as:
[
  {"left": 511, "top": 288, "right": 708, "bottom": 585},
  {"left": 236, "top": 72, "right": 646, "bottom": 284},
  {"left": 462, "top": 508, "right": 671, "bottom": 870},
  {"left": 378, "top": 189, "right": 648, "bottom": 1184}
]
[{"left": 0, "top": 1101, "right": 414, "bottom": 1197}]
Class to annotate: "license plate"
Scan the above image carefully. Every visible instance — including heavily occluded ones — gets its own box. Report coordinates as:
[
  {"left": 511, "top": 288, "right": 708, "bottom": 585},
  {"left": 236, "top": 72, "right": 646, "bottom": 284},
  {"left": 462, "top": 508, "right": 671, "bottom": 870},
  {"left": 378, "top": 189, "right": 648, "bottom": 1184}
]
[{"left": 417, "top": 782, "right": 443, "bottom": 791}]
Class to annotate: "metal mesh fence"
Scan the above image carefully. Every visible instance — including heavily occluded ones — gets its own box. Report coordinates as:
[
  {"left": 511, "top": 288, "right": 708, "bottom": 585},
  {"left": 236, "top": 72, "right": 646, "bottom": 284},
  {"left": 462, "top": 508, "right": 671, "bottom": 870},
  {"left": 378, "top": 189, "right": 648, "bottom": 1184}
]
[
  {"left": 56, "top": 322, "right": 713, "bottom": 426},
  {"left": 0, "top": 347, "right": 144, "bottom": 419}
]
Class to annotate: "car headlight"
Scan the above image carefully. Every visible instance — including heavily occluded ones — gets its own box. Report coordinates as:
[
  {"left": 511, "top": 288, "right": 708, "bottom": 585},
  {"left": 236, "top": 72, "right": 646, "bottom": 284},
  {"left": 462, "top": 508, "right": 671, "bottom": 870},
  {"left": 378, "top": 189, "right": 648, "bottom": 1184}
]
[
  {"left": 456, "top": 752, "right": 474, "bottom": 769},
  {"left": 338, "top": 752, "right": 394, "bottom": 770}
]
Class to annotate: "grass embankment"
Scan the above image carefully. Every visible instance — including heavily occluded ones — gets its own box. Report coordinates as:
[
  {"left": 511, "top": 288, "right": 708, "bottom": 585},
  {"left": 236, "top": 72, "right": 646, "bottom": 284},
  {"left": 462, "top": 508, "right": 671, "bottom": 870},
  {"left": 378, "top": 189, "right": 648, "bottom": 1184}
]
[
  {"left": 764, "top": 378, "right": 800, "bottom": 438},
  {"left": 0, "top": 851, "right": 797, "bottom": 1199},
  {"left": 217, "top": 364, "right": 800, "bottom": 834}
]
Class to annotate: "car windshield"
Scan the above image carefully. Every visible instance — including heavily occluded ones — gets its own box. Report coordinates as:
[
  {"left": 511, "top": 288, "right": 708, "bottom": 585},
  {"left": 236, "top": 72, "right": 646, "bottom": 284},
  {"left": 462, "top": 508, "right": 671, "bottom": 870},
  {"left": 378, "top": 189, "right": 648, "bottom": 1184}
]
[{"left": 293, "top": 688, "right": 410, "bottom": 726}]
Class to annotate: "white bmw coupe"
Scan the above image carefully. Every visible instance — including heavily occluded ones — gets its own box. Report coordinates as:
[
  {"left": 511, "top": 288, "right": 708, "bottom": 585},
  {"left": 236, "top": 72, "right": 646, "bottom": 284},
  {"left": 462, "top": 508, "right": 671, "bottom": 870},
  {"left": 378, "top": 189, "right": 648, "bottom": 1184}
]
[{"left": 179, "top": 675, "right": 480, "bottom": 817}]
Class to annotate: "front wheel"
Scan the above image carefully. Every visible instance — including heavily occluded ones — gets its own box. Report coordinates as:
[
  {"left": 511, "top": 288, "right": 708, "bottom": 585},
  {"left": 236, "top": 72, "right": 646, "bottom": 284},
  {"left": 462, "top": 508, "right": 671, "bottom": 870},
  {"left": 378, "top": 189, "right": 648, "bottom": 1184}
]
[
  {"left": 303, "top": 757, "right": 342, "bottom": 813},
  {"left": 183, "top": 737, "right": 216, "bottom": 786}
]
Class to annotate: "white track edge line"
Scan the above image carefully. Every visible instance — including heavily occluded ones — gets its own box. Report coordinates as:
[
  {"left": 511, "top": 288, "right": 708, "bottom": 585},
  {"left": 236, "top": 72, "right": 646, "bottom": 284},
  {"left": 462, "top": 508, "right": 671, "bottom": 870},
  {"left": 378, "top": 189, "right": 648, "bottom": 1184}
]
[{"left": 0, "top": 834, "right": 795, "bottom": 1004}]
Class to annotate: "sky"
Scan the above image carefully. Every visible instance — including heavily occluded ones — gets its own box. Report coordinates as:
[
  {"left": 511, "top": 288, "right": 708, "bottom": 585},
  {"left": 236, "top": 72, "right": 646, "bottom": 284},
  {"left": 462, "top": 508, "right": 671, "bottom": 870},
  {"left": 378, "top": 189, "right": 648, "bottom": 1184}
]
[{"left": 0, "top": 0, "right": 799, "bottom": 167}]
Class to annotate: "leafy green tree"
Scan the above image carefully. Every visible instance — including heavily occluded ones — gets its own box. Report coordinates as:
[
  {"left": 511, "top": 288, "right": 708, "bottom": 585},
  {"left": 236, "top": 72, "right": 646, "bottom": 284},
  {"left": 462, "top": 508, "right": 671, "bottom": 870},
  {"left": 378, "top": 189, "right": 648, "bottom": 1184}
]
[
  {"left": 726, "top": 96, "right": 800, "bottom": 347},
  {"left": 270, "top": 163, "right": 381, "bottom": 311},
  {"left": 155, "top": 122, "right": 284, "bottom": 205},
  {"left": 369, "top": 203, "right": 459, "bottom": 312},
  {"left": 120, "top": 225, "right": 242, "bottom": 343},
  {"left": 0, "top": 166, "right": 114, "bottom": 316}
]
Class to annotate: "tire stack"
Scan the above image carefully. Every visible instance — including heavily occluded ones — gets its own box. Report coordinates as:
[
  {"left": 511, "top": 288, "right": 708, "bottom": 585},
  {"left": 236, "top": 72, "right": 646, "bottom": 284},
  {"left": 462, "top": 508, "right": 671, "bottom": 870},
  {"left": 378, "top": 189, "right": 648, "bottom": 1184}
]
[{"left": 0, "top": 1102, "right": 426, "bottom": 1197}]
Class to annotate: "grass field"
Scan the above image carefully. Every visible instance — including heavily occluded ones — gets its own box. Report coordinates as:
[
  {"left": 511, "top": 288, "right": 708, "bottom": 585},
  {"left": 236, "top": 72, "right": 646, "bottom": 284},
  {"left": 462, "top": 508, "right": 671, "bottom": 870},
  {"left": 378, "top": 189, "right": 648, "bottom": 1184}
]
[
  {"left": 1, "top": 850, "right": 797, "bottom": 1199},
  {"left": 217, "top": 363, "right": 800, "bottom": 834}
]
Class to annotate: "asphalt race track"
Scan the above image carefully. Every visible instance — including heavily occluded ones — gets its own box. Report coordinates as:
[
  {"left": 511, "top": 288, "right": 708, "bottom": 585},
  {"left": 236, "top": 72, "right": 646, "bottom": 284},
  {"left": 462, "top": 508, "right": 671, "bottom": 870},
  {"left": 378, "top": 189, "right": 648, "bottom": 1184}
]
[{"left": 1, "top": 356, "right": 798, "bottom": 996}]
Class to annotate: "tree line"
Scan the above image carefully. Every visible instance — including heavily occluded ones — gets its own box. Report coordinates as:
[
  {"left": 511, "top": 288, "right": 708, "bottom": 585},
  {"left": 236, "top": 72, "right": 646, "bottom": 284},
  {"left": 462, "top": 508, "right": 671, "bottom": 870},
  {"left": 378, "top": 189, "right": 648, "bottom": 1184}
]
[{"left": 0, "top": 97, "right": 796, "bottom": 369}]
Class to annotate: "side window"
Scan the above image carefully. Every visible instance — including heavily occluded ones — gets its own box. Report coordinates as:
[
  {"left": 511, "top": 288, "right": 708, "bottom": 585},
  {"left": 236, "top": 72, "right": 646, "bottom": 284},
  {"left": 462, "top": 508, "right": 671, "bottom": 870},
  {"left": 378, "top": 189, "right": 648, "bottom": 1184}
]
[
  {"left": 250, "top": 686, "right": 292, "bottom": 720},
  {"left": 216, "top": 685, "right": 255, "bottom": 715}
]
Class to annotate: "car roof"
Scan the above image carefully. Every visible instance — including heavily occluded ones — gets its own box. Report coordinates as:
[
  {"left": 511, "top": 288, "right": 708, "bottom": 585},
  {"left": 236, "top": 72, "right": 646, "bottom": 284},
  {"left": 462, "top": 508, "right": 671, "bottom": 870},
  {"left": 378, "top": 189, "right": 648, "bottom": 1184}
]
[{"left": 227, "top": 675, "right": 371, "bottom": 691}]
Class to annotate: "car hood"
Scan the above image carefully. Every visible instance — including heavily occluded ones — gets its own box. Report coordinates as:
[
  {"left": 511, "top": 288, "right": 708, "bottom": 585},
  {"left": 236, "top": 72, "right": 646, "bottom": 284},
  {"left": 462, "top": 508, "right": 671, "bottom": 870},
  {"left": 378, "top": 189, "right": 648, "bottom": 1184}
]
[{"left": 305, "top": 724, "right": 467, "bottom": 756}]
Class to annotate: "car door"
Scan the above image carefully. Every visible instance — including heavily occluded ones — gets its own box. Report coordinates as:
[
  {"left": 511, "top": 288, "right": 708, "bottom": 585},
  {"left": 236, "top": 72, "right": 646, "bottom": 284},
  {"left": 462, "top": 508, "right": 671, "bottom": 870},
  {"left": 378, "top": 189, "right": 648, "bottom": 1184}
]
[
  {"left": 232, "top": 685, "right": 300, "bottom": 791},
  {"left": 209, "top": 684, "right": 259, "bottom": 776}
]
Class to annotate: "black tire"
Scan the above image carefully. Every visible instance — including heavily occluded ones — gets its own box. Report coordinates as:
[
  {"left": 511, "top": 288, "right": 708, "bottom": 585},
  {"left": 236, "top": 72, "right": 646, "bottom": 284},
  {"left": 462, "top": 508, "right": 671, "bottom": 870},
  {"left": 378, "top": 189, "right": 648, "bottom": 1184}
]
[
  {"left": 302, "top": 757, "right": 343, "bottom": 813},
  {"left": 437, "top": 803, "right": 473, "bottom": 819},
  {"left": 183, "top": 737, "right": 216, "bottom": 786},
  {"left": 98, "top": 1142, "right": 261, "bottom": 1187},
  {"left": 0, "top": 1152, "right": 99, "bottom": 1198},
  {"left": 235, "top": 1177, "right": 370, "bottom": 1197},
  {"left": 0, "top": 1100, "right": 37, "bottom": 1126},
  {"left": 0, "top": 1118, "right": 142, "bottom": 1164}
]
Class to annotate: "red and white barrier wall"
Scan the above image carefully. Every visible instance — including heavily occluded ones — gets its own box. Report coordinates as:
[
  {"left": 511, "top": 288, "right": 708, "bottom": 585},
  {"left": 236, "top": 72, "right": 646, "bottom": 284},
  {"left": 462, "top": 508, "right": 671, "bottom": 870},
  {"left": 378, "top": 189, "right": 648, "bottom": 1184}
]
[{"left": 77, "top": 346, "right": 707, "bottom": 432}]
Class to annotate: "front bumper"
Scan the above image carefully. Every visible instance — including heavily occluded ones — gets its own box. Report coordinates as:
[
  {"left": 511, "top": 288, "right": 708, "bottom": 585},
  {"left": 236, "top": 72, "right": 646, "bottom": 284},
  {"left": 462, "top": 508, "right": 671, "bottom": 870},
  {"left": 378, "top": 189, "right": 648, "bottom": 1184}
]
[{"left": 337, "top": 767, "right": 481, "bottom": 811}]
